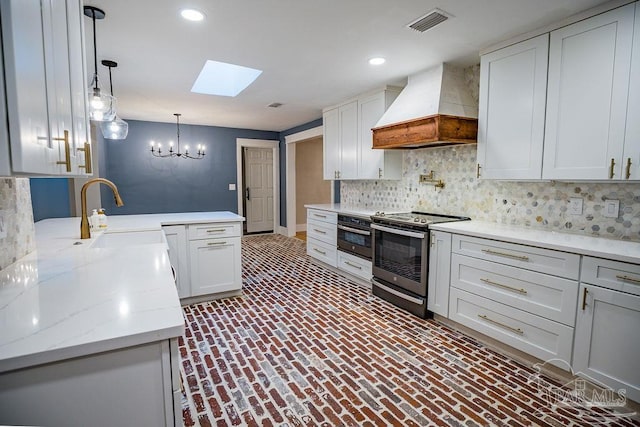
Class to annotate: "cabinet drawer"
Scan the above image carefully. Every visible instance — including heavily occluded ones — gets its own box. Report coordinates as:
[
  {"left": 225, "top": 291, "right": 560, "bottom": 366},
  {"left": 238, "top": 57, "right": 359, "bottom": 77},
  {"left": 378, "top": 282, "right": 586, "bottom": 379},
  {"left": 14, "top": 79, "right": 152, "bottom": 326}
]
[
  {"left": 307, "top": 209, "right": 337, "bottom": 225},
  {"left": 337, "top": 251, "right": 372, "bottom": 282},
  {"left": 307, "top": 218, "right": 336, "bottom": 245},
  {"left": 449, "top": 288, "right": 574, "bottom": 367},
  {"left": 188, "top": 222, "right": 241, "bottom": 240},
  {"left": 451, "top": 254, "right": 578, "bottom": 326},
  {"left": 581, "top": 256, "right": 640, "bottom": 296},
  {"left": 452, "top": 234, "right": 579, "bottom": 279},
  {"left": 307, "top": 238, "right": 337, "bottom": 268}
]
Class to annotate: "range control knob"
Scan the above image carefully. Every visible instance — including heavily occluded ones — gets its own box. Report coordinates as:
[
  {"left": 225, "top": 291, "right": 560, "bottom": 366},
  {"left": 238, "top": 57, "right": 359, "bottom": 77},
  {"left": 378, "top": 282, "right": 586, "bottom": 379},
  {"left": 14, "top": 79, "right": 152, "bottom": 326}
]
[
  {"left": 413, "top": 218, "right": 420, "bottom": 222},
  {"left": 421, "top": 219, "right": 427, "bottom": 223}
]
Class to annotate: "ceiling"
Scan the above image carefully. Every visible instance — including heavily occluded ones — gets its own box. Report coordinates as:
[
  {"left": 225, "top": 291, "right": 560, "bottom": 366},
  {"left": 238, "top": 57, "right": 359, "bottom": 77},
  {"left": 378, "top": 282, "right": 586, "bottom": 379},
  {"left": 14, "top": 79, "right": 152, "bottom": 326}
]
[{"left": 85, "top": 0, "right": 611, "bottom": 132}]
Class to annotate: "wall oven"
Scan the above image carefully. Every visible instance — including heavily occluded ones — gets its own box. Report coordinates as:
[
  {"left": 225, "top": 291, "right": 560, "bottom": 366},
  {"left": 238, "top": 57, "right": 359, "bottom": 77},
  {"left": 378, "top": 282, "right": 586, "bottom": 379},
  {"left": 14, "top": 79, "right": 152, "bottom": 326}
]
[
  {"left": 337, "top": 214, "right": 372, "bottom": 259},
  {"left": 371, "top": 212, "right": 469, "bottom": 318}
]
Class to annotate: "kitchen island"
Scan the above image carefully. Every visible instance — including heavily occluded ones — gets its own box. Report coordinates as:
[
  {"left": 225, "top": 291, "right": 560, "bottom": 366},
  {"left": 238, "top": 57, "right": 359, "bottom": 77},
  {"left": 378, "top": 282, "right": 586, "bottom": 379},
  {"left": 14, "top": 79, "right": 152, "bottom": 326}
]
[{"left": 0, "top": 211, "right": 244, "bottom": 427}]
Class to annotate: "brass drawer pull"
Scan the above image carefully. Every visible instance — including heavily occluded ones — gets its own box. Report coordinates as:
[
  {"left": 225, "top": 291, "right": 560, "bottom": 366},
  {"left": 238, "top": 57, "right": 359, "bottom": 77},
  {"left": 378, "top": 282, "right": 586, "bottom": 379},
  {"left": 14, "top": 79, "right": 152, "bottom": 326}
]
[
  {"left": 344, "top": 261, "right": 362, "bottom": 270},
  {"left": 313, "top": 248, "right": 326, "bottom": 255},
  {"left": 481, "top": 249, "right": 529, "bottom": 261},
  {"left": 480, "top": 278, "right": 527, "bottom": 295},
  {"left": 582, "top": 287, "right": 588, "bottom": 310},
  {"left": 54, "top": 130, "right": 71, "bottom": 172},
  {"left": 206, "top": 228, "right": 226, "bottom": 233},
  {"left": 478, "top": 314, "right": 524, "bottom": 335},
  {"left": 378, "top": 168, "right": 383, "bottom": 178},
  {"left": 313, "top": 229, "right": 327, "bottom": 234},
  {"left": 77, "top": 142, "right": 92, "bottom": 174},
  {"left": 625, "top": 158, "right": 632, "bottom": 180},
  {"left": 207, "top": 241, "right": 226, "bottom": 246},
  {"left": 616, "top": 275, "right": 640, "bottom": 284},
  {"left": 609, "top": 158, "right": 616, "bottom": 179},
  {"left": 476, "top": 163, "right": 481, "bottom": 178}
]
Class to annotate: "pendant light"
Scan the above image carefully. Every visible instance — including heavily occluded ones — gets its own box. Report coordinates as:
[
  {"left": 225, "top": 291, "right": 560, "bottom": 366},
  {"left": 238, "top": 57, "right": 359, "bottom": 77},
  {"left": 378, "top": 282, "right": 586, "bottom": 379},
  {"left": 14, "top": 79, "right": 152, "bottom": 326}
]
[
  {"left": 150, "top": 114, "right": 205, "bottom": 159},
  {"left": 100, "top": 60, "right": 128, "bottom": 140},
  {"left": 84, "top": 6, "right": 116, "bottom": 122}
]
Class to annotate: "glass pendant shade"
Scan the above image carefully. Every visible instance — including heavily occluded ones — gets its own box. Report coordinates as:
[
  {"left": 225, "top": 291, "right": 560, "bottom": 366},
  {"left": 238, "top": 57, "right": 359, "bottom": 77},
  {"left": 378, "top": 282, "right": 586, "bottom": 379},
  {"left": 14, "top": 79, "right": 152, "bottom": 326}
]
[
  {"left": 89, "top": 86, "right": 116, "bottom": 122},
  {"left": 100, "top": 115, "right": 128, "bottom": 139}
]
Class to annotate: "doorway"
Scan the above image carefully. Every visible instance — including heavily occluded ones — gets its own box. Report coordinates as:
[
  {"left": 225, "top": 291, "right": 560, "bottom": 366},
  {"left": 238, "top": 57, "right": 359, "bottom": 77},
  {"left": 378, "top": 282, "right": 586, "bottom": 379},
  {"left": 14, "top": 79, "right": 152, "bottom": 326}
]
[{"left": 236, "top": 138, "right": 280, "bottom": 235}]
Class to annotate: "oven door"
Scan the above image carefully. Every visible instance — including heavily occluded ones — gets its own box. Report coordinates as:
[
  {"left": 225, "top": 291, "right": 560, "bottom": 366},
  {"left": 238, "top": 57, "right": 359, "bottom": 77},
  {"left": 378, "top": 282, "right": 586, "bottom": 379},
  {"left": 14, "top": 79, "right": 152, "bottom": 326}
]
[
  {"left": 371, "top": 223, "right": 428, "bottom": 296},
  {"left": 337, "top": 224, "right": 372, "bottom": 259}
]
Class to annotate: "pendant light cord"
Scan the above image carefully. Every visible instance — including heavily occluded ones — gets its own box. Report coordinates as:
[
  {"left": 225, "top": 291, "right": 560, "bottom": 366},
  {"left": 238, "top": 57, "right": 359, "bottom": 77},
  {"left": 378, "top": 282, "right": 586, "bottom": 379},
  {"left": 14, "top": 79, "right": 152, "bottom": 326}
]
[{"left": 91, "top": 10, "right": 99, "bottom": 90}]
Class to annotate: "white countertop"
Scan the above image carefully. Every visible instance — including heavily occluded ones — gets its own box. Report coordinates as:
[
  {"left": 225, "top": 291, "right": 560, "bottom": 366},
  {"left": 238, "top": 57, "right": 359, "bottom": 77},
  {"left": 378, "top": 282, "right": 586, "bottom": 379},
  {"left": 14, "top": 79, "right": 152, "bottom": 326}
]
[
  {"left": 0, "top": 211, "right": 244, "bottom": 374},
  {"left": 430, "top": 220, "right": 640, "bottom": 264},
  {"left": 304, "top": 203, "right": 379, "bottom": 218}
]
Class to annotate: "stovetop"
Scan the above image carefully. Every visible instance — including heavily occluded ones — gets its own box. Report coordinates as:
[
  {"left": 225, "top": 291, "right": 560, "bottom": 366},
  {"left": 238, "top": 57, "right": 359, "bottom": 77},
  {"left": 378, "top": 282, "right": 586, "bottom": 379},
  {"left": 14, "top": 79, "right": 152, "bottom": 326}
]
[{"left": 372, "top": 211, "right": 470, "bottom": 229}]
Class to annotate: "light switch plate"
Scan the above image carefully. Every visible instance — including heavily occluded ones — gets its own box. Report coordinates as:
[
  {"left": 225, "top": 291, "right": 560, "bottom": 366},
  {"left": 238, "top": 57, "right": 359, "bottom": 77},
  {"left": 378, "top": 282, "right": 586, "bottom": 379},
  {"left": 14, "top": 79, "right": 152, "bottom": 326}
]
[
  {"left": 228, "top": 183, "right": 236, "bottom": 191},
  {"left": 569, "top": 198, "right": 583, "bottom": 215},
  {"left": 0, "top": 210, "right": 7, "bottom": 239},
  {"left": 603, "top": 199, "right": 620, "bottom": 218}
]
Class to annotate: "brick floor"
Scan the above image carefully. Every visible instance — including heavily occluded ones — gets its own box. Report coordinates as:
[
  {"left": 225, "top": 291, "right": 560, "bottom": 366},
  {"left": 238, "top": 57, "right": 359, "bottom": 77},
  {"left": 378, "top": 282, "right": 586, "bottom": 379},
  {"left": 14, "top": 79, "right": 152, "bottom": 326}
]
[{"left": 179, "top": 234, "right": 639, "bottom": 426}]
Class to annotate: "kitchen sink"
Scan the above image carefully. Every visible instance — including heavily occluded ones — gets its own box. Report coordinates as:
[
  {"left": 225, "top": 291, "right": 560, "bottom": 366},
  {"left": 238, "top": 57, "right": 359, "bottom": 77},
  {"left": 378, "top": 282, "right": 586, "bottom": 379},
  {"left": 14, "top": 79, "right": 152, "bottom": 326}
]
[{"left": 90, "top": 229, "right": 167, "bottom": 249}]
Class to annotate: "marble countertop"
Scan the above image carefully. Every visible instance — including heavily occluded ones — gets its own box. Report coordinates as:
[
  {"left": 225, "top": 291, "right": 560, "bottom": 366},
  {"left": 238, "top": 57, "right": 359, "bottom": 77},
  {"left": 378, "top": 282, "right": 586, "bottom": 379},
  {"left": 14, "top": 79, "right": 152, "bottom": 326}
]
[
  {"left": 304, "top": 203, "right": 379, "bottom": 218},
  {"left": 0, "top": 211, "right": 244, "bottom": 374},
  {"left": 430, "top": 220, "right": 640, "bottom": 264}
]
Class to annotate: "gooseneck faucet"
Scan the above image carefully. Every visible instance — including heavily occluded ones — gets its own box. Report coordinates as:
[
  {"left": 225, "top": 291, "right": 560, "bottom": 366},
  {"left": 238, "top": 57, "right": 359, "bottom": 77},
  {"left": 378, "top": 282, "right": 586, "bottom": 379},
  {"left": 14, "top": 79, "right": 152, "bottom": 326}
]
[{"left": 80, "top": 178, "right": 124, "bottom": 239}]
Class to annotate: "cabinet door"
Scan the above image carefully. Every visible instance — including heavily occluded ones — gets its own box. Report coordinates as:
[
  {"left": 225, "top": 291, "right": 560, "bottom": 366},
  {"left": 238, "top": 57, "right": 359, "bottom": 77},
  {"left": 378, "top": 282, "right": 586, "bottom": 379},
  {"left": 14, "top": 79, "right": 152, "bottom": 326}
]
[
  {"left": 323, "top": 107, "right": 340, "bottom": 180},
  {"left": 478, "top": 34, "right": 548, "bottom": 180},
  {"left": 189, "top": 237, "right": 242, "bottom": 296},
  {"left": 543, "top": 5, "right": 634, "bottom": 180},
  {"left": 427, "top": 231, "right": 452, "bottom": 317},
  {"left": 163, "top": 225, "right": 189, "bottom": 298},
  {"left": 339, "top": 100, "right": 358, "bottom": 180},
  {"left": 573, "top": 284, "right": 640, "bottom": 402},
  {"left": 1, "top": 0, "right": 57, "bottom": 174},
  {"left": 623, "top": 3, "right": 640, "bottom": 181}
]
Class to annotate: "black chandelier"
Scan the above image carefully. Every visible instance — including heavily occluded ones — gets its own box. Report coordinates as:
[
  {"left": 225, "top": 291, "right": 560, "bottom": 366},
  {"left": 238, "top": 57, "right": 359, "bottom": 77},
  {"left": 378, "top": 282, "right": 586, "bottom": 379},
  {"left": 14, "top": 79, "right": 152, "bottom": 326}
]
[{"left": 149, "top": 114, "right": 205, "bottom": 159}]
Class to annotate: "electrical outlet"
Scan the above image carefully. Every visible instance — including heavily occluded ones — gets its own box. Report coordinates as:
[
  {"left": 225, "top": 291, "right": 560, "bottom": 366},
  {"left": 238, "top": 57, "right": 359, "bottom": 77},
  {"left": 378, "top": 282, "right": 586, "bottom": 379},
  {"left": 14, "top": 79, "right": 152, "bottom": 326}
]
[
  {"left": 603, "top": 199, "right": 620, "bottom": 218},
  {"left": 229, "top": 183, "right": 236, "bottom": 191},
  {"left": 569, "top": 198, "right": 583, "bottom": 215},
  {"left": 0, "top": 210, "right": 7, "bottom": 239}
]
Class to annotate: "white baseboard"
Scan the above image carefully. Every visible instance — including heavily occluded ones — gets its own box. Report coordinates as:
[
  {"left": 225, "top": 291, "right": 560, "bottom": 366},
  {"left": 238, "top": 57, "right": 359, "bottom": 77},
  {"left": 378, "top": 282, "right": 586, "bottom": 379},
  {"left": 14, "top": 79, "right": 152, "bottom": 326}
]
[
  {"left": 296, "top": 223, "right": 307, "bottom": 232},
  {"left": 278, "top": 226, "right": 293, "bottom": 237}
]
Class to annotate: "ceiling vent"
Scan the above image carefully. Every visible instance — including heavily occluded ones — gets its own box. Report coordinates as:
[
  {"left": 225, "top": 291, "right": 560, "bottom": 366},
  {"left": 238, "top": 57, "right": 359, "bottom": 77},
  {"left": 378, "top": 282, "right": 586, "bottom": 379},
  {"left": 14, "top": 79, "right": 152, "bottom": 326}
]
[
  {"left": 407, "top": 8, "right": 452, "bottom": 33},
  {"left": 267, "top": 102, "right": 283, "bottom": 108}
]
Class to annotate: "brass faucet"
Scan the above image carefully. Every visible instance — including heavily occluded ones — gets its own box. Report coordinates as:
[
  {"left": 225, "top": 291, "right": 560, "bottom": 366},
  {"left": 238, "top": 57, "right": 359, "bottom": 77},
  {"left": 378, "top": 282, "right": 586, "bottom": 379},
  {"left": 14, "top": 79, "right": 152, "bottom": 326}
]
[{"left": 80, "top": 178, "right": 124, "bottom": 239}]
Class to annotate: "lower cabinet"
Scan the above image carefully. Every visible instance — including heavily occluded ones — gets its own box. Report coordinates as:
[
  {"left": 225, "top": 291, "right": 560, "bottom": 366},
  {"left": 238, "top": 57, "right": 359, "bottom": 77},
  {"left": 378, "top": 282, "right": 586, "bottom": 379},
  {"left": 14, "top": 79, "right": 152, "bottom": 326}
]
[
  {"left": 0, "top": 338, "right": 181, "bottom": 427},
  {"left": 337, "top": 250, "right": 371, "bottom": 282},
  {"left": 427, "top": 231, "right": 452, "bottom": 317},
  {"left": 163, "top": 225, "right": 189, "bottom": 298},
  {"left": 307, "top": 208, "right": 338, "bottom": 267},
  {"left": 189, "top": 236, "right": 242, "bottom": 296}
]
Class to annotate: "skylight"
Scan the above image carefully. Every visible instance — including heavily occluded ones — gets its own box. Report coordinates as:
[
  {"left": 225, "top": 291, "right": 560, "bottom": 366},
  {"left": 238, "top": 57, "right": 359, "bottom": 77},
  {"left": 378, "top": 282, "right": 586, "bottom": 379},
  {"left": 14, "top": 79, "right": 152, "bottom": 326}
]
[{"left": 191, "top": 60, "right": 263, "bottom": 97}]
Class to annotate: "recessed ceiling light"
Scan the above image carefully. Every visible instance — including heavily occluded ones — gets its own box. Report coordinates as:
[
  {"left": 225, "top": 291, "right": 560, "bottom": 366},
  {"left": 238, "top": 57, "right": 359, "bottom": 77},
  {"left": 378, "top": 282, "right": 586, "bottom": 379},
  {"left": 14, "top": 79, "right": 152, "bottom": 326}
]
[
  {"left": 180, "top": 8, "right": 205, "bottom": 22},
  {"left": 369, "top": 57, "right": 386, "bottom": 66},
  {"left": 191, "top": 60, "right": 263, "bottom": 97}
]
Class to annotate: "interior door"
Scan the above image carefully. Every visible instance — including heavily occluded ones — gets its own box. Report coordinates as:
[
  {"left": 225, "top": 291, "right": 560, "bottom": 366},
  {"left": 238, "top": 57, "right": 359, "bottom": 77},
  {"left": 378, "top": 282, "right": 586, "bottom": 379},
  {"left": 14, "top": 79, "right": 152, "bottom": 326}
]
[{"left": 245, "top": 147, "right": 274, "bottom": 233}]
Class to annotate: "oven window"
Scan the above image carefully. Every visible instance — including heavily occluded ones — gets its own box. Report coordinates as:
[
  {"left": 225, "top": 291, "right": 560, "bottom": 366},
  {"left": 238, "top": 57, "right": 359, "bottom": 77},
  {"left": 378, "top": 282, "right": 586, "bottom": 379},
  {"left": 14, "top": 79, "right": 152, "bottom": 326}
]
[
  {"left": 374, "top": 229, "right": 423, "bottom": 282},
  {"left": 339, "top": 229, "right": 368, "bottom": 247}
]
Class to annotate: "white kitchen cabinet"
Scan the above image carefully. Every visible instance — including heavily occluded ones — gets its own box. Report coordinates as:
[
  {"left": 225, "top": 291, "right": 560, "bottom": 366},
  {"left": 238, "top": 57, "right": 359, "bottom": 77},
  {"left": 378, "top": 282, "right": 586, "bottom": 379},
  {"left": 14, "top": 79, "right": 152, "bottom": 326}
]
[
  {"left": 322, "top": 101, "right": 357, "bottom": 180},
  {"left": 358, "top": 90, "right": 402, "bottom": 180},
  {"left": 543, "top": 4, "right": 636, "bottom": 180},
  {"left": 427, "top": 231, "right": 452, "bottom": 317},
  {"left": 337, "top": 250, "right": 372, "bottom": 283},
  {"left": 306, "top": 208, "right": 337, "bottom": 267},
  {"left": 0, "top": 0, "right": 91, "bottom": 177},
  {"left": 163, "top": 225, "right": 190, "bottom": 298},
  {"left": 477, "top": 34, "right": 548, "bottom": 180},
  {"left": 322, "top": 107, "right": 340, "bottom": 180},
  {"left": 573, "top": 283, "right": 640, "bottom": 403},
  {"left": 0, "top": 339, "right": 181, "bottom": 427},
  {"left": 623, "top": 3, "right": 640, "bottom": 180}
]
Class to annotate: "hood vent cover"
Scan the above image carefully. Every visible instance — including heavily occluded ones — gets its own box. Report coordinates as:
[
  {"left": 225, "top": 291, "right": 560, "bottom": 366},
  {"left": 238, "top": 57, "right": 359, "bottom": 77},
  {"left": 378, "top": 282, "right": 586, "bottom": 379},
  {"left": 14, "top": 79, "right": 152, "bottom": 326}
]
[{"left": 407, "top": 8, "right": 451, "bottom": 33}]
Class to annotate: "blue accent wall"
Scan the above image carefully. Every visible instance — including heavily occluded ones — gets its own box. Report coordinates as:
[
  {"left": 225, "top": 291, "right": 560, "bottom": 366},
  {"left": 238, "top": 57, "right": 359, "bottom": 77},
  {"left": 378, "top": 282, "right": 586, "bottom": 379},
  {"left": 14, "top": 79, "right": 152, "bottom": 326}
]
[
  {"left": 101, "top": 119, "right": 278, "bottom": 215},
  {"left": 30, "top": 178, "right": 70, "bottom": 221}
]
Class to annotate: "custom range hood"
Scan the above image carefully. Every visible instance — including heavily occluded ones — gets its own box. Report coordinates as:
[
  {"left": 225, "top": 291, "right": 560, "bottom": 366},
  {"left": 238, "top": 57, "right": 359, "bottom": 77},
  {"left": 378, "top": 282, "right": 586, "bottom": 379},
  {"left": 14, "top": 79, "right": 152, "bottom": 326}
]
[{"left": 373, "top": 63, "right": 478, "bottom": 149}]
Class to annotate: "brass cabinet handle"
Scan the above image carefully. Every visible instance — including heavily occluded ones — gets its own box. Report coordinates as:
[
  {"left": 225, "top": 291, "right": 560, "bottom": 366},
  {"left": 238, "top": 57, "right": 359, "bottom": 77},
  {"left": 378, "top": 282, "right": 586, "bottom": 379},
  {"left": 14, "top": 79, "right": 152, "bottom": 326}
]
[
  {"left": 334, "top": 171, "right": 338, "bottom": 179},
  {"left": 313, "top": 248, "right": 326, "bottom": 255},
  {"left": 77, "top": 142, "right": 92, "bottom": 174},
  {"left": 480, "top": 278, "right": 528, "bottom": 295},
  {"left": 378, "top": 168, "right": 383, "bottom": 178},
  {"left": 609, "top": 158, "right": 616, "bottom": 179},
  {"left": 53, "top": 130, "right": 71, "bottom": 172},
  {"left": 477, "top": 314, "right": 523, "bottom": 335},
  {"left": 344, "top": 261, "right": 362, "bottom": 270},
  {"left": 430, "top": 234, "right": 435, "bottom": 248},
  {"left": 625, "top": 158, "right": 632, "bottom": 180},
  {"left": 481, "top": 248, "right": 529, "bottom": 261},
  {"left": 207, "top": 241, "right": 227, "bottom": 246},
  {"left": 206, "top": 228, "right": 226, "bottom": 233},
  {"left": 616, "top": 274, "right": 640, "bottom": 284},
  {"left": 313, "top": 228, "right": 327, "bottom": 234},
  {"left": 582, "top": 287, "right": 588, "bottom": 310},
  {"left": 476, "top": 163, "right": 482, "bottom": 178}
]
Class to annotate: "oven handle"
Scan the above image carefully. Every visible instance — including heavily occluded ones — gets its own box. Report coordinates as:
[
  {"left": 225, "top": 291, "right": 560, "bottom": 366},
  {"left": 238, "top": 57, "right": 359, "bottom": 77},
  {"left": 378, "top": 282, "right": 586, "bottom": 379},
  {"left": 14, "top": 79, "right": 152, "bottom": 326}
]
[
  {"left": 372, "top": 278, "right": 424, "bottom": 305},
  {"left": 337, "top": 224, "right": 371, "bottom": 236},
  {"left": 371, "top": 223, "right": 426, "bottom": 239}
]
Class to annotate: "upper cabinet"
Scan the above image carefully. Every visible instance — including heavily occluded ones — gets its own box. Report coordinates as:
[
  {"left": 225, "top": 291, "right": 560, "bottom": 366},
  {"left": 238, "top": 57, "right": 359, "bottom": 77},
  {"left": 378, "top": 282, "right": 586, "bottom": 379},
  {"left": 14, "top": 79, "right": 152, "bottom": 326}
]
[
  {"left": 478, "top": 3, "right": 639, "bottom": 182},
  {"left": 543, "top": 4, "right": 635, "bottom": 181},
  {"left": 477, "top": 34, "right": 548, "bottom": 180},
  {"left": 0, "top": 0, "right": 92, "bottom": 177},
  {"left": 322, "top": 87, "right": 402, "bottom": 181}
]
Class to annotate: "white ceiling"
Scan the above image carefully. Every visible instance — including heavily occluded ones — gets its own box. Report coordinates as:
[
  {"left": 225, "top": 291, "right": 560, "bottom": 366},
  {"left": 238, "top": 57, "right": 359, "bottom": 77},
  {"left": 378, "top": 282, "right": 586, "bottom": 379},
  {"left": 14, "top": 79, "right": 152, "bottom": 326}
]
[{"left": 85, "top": 0, "right": 611, "bottom": 131}]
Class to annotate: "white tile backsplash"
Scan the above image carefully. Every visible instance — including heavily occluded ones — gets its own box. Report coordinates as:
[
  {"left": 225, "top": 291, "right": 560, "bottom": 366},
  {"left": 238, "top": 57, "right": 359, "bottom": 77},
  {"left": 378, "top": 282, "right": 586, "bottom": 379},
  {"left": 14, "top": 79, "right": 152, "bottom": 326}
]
[{"left": 0, "top": 178, "right": 35, "bottom": 270}]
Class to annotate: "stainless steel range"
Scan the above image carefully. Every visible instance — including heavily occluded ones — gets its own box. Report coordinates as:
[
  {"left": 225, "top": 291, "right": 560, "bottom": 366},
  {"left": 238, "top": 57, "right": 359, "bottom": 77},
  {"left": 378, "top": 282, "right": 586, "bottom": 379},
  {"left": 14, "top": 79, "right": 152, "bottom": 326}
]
[{"left": 371, "top": 211, "right": 470, "bottom": 318}]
